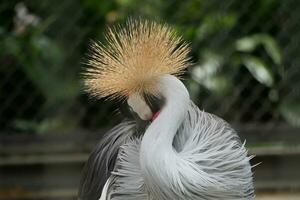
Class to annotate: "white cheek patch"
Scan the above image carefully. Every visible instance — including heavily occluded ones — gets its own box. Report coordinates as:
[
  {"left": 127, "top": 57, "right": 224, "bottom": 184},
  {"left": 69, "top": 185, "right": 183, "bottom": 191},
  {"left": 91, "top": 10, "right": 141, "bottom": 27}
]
[{"left": 127, "top": 93, "right": 153, "bottom": 120}]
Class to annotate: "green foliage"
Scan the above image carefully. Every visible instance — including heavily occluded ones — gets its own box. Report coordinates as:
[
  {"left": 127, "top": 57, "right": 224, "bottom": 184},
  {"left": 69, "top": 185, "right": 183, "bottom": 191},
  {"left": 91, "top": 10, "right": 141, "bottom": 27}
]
[
  {"left": 0, "top": 1, "right": 82, "bottom": 133},
  {"left": 0, "top": 0, "right": 298, "bottom": 133},
  {"left": 280, "top": 98, "right": 300, "bottom": 127}
]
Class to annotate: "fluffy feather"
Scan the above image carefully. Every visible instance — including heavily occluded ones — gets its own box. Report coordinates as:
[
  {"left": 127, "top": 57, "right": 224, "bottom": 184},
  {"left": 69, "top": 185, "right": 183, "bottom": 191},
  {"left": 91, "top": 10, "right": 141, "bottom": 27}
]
[
  {"left": 108, "top": 102, "right": 254, "bottom": 199},
  {"left": 83, "top": 19, "right": 191, "bottom": 99},
  {"left": 78, "top": 121, "right": 137, "bottom": 200}
]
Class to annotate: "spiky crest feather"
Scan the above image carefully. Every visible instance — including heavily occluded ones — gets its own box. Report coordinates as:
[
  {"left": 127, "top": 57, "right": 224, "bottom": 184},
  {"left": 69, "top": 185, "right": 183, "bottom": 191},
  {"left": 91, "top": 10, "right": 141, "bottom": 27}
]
[{"left": 83, "top": 19, "right": 191, "bottom": 99}]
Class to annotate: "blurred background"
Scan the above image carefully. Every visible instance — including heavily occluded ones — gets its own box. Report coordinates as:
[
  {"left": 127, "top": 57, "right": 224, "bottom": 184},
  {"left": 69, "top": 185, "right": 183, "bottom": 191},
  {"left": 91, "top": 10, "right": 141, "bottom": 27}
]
[{"left": 0, "top": 0, "right": 300, "bottom": 199}]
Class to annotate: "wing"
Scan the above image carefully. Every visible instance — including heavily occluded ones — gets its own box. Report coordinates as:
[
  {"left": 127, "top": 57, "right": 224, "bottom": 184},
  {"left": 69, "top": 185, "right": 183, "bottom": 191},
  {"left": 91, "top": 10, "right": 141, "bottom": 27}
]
[
  {"left": 96, "top": 102, "right": 254, "bottom": 199},
  {"left": 107, "top": 136, "right": 150, "bottom": 200},
  {"left": 173, "top": 102, "right": 243, "bottom": 151},
  {"left": 78, "top": 120, "right": 137, "bottom": 200},
  {"left": 174, "top": 102, "right": 254, "bottom": 199}
]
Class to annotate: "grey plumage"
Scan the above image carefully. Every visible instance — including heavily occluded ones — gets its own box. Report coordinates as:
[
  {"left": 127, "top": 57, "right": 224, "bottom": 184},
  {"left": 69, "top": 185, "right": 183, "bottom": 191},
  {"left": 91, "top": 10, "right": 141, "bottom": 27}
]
[
  {"left": 80, "top": 18, "right": 255, "bottom": 199},
  {"left": 78, "top": 75, "right": 254, "bottom": 200},
  {"left": 106, "top": 102, "right": 254, "bottom": 200},
  {"left": 78, "top": 121, "right": 137, "bottom": 200}
]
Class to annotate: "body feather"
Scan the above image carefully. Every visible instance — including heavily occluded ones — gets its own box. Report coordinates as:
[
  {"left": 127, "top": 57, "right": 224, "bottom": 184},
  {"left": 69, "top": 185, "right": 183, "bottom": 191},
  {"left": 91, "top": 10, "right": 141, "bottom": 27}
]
[
  {"left": 105, "top": 102, "right": 254, "bottom": 200},
  {"left": 78, "top": 121, "right": 137, "bottom": 200},
  {"left": 80, "top": 19, "right": 254, "bottom": 200}
]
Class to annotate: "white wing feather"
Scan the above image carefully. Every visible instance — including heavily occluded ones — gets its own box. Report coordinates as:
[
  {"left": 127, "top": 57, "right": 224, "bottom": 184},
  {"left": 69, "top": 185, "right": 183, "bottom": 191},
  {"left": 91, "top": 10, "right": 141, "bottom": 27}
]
[{"left": 106, "top": 102, "right": 254, "bottom": 199}]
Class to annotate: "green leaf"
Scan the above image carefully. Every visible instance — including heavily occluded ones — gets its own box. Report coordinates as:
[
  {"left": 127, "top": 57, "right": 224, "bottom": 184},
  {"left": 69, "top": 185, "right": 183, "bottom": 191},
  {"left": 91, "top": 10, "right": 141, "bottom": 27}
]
[
  {"left": 242, "top": 55, "right": 274, "bottom": 87},
  {"left": 22, "top": 35, "right": 80, "bottom": 103},
  {"left": 196, "top": 12, "right": 237, "bottom": 42},
  {"left": 261, "top": 35, "right": 281, "bottom": 65},
  {"left": 191, "top": 51, "right": 232, "bottom": 95},
  {"left": 236, "top": 34, "right": 282, "bottom": 65},
  {"left": 280, "top": 98, "right": 300, "bottom": 127},
  {"left": 236, "top": 36, "right": 259, "bottom": 52},
  {"left": 203, "top": 75, "right": 232, "bottom": 96},
  {"left": 191, "top": 51, "right": 223, "bottom": 83}
]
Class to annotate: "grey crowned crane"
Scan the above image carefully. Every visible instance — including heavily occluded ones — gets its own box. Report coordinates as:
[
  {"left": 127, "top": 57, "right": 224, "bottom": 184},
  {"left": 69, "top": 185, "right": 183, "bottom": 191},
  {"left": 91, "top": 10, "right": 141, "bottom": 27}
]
[{"left": 78, "top": 19, "right": 254, "bottom": 200}]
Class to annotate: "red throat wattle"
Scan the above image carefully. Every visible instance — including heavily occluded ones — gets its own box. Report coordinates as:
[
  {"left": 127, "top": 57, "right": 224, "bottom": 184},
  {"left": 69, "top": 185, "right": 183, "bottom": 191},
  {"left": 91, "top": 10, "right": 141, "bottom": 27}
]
[{"left": 151, "top": 111, "right": 160, "bottom": 121}]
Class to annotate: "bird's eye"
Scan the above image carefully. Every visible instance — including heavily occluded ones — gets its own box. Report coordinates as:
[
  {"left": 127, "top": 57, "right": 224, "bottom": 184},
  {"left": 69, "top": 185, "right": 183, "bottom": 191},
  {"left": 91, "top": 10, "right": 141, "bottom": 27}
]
[
  {"left": 143, "top": 93, "right": 165, "bottom": 114},
  {"left": 128, "top": 106, "right": 134, "bottom": 113}
]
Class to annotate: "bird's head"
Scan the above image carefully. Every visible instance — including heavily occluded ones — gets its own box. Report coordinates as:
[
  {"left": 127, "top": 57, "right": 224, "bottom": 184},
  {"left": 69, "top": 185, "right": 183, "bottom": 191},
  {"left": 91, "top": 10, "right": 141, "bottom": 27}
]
[
  {"left": 126, "top": 92, "right": 165, "bottom": 121},
  {"left": 83, "top": 19, "right": 191, "bottom": 122}
]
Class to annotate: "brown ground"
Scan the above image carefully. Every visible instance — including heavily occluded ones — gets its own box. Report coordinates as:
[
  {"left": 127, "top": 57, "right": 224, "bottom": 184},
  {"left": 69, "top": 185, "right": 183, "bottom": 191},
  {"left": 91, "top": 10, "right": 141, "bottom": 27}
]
[{"left": 256, "top": 193, "right": 300, "bottom": 200}]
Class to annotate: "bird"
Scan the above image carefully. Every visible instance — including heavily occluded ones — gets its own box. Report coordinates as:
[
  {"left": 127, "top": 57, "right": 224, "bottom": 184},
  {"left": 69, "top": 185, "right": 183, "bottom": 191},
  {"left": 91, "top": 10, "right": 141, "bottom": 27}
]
[{"left": 78, "top": 19, "right": 254, "bottom": 200}]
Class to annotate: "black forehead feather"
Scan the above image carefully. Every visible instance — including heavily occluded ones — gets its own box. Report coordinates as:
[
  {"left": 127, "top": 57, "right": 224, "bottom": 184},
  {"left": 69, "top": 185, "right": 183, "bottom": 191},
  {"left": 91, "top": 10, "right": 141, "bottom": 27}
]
[{"left": 143, "top": 93, "right": 165, "bottom": 113}]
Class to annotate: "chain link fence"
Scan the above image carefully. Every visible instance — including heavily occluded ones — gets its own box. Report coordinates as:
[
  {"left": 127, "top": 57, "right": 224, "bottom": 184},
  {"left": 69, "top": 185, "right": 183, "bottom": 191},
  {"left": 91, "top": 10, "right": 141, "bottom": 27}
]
[
  {"left": 1, "top": 0, "right": 300, "bottom": 199},
  {"left": 0, "top": 0, "right": 299, "bottom": 134}
]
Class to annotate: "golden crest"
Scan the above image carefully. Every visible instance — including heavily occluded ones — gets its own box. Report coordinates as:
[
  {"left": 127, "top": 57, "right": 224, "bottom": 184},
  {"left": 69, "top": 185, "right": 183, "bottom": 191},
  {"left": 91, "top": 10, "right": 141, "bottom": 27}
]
[{"left": 83, "top": 19, "right": 191, "bottom": 99}]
